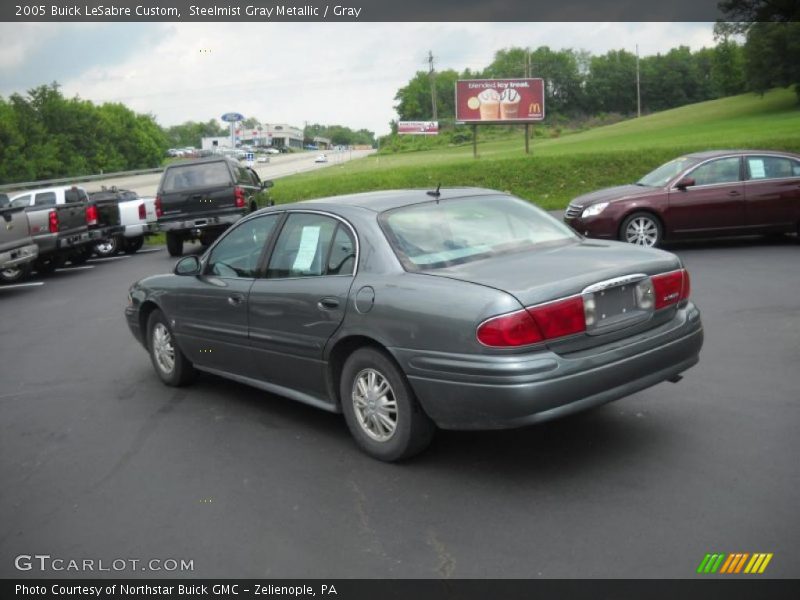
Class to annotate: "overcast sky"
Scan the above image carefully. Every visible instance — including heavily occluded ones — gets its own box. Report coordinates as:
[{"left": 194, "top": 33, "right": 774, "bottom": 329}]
[{"left": 0, "top": 22, "right": 715, "bottom": 136}]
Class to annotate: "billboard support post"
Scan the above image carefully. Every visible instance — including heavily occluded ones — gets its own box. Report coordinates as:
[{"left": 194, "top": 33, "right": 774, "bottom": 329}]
[
  {"left": 525, "top": 124, "right": 530, "bottom": 155},
  {"left": 472, "top": 125, "right": 477, "bottom": 159}
]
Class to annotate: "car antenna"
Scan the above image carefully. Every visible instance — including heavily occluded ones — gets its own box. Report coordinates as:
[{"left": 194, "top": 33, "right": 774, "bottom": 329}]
[{"left": 426, "top": 183, "right": 441, "bottom": 204}]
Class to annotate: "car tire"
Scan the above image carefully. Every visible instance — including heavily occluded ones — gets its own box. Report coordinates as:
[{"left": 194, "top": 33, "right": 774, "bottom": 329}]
[
  {"left": 620, "top": 212, "right": 663, "bottom": 248},
  {"left": 0, "top": 263, "right": 31, "bottom": 284},
  {"left": 166, "top": 233, "right": 183, "bottom": 257},
  {"left": 147, "top": 309, "right": 195, "bottom": 386},
  {"left": 124, "top": 236, "right": 145, "bottom": 254},
  {"left": 94, "top": 235, "right": 120, "bottom": 257},
  {"left": 340, "top": 347, "right": 435, "bottom": 461}
]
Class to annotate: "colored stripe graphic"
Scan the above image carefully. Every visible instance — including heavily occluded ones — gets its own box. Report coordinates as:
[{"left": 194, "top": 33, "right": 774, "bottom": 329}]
[{"left": 698, "top": 552, "right": 773, "bottom": 574}]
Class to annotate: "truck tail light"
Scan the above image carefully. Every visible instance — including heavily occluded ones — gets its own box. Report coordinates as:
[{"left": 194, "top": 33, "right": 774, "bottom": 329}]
[
  {"left": 234, "top": 186, "right": 246, "bottom": 208},
  {"left": 477, "top": 296, "right": 586, "bottom": 347},
  {"left": 138, "top": 203, "right": 146, "bottom": 220},
  {"left": 86, "top": 204, "right": 98, "bottom": 226},
  {"left": 48, "top": 210, "right": 59, "bottom": 233},
  {"left": 652, "top": 269, "right": 690, "bottom": 309},
  {"left": 155, "top": 195, "right": 163, "bottom": 218}
]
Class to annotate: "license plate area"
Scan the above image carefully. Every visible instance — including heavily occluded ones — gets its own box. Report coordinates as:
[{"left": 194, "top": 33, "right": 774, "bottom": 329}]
[{"left": 583, "top": 274, "right": 652, "bottom": 335}]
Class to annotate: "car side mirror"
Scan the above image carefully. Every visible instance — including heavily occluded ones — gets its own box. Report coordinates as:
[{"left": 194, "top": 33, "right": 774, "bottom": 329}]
[
  {"left": 174, "top": 255, "right": 200, "bottom": 276},
  {"left": 261, "top": 180, "right": 274, "bottom": 190},
  {"left": 676, "top": 177, "right": 695, "bottom": 190}
]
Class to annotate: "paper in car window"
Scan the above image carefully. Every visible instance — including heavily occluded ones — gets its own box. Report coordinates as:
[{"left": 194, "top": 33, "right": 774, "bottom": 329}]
[
  {"left": 292, "top": 226, "right": 321, "bottom": 271},
  {"left": 749, "top": 159, "right": 766, "bottom": 179}
]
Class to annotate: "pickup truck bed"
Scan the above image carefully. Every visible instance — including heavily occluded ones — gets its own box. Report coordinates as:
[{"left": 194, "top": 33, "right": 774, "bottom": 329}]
[{"left": 0, "top": 199, "right": 38, "bottom": 283}]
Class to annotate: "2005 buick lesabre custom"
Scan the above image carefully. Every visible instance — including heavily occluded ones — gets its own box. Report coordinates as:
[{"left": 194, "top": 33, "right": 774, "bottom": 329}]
[{"left": 125, "top": 188, "right": 703, "bottom": 461}]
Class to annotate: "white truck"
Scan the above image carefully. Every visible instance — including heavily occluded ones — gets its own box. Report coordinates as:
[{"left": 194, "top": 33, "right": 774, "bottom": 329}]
[{"left": 88, "top": 188, "right": 157, "bottom": 255}]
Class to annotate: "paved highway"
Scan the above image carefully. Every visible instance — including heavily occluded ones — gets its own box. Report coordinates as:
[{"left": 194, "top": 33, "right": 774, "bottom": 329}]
[{"left": 0, "top": 235, "right": 798, "bottom": 578}]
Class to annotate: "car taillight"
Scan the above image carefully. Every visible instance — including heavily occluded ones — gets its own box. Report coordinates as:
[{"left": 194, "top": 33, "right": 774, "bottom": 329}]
[
  {"left": 138, "top": 203, "right": 146, "bottom": 220},
  {"left": 477, "top": 310, "right": 544, "bottom": 347},
  {"left": 234, "top": 186, "right": 246, "bottom": 208},
  {"left": 477, "top": 296, "right": 587, "bottom": 348},
  {"left": 527, "top": 296, "right": 586, "bottom": 340},
  {"left": 86, "top": 204, "right": 98, "bottom": 226},
  {"left": 155, "top": 195, "right": 163, "bottom": 218},
  {"left": 652, "top": 269, "right": 690, "bottom": 309},
  {"left": 48, "top": 210, "right": 59, "bottom": 233}
]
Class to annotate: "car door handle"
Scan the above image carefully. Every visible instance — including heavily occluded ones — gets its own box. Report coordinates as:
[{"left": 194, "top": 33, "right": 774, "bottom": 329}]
[
  {"left": 317, "top": 297, "right": 340, "bottom": 310},
  {"left": 228, "top": 293, "right": 244, "bottom": 306},
  {"left": 728, "top": 190, "right": 741, "bottom": 196}
]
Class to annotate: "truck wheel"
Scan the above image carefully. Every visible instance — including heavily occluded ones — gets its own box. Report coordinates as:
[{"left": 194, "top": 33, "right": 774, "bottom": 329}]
[
  {"left": 0, "top": 263, "right": 31, "bottom": 284},
  {"left": 147, "top": 310, "right": 195, "bottom": 386},
  {"left": 166, "top": 233, "right": 183, "bottom": 257},
  {"left": 94, "top": 235, "right": 120, "bottom": 257},
  {"left": 124, "top": 236, "right": 145, "bottom": 254},
  {"left": 340, "top": 347, "right": 435, "bottom": 461}
]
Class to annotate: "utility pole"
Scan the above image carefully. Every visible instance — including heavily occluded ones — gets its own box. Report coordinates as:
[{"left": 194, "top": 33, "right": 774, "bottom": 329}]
[
  {"left": 428, "top": 50, "right": 438, "bottom": 121},
  {"left": 636, "top": 44, "right": 641, "bottom": 118},
  {"left": 525, "top": 48, "right": 531, "bottom": 154}
]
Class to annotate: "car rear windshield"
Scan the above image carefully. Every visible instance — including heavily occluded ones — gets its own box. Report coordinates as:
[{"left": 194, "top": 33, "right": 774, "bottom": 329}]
[
  {"left": 637, "top": 157, "right": 697, "bottom": 187},
  {"left": 380, "top": 195, "right": 578, "bottom": 271},
  {"left": 162, "top": 162, "right": 232, "bottom": 191}
]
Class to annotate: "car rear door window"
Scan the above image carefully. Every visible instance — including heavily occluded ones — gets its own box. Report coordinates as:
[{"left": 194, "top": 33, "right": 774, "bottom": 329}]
[
  {"left": 327, "top": 225, "right": 357, "bottom": 275},
  {"left": 11, "top": 195, "right": 31, "bottom": 208},
  {"left": 206, "top": 214, "right": 280, "bottom": 279},
  {"left": 34, "top": 192, "right": 56, "bottom": 206},
  {"left": 746, "top": 156, "right": 800, "bottom": 180},
  {"left": 266, "top": 213, "right": 340, "bottom": 278},
  {"left": 688, "top": 157, "right": 742, "bottom": 186}
]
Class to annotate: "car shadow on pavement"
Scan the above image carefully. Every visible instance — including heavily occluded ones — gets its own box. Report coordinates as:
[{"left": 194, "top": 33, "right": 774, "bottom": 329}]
[{"left": 194, "top": 370, "right": 668, "bottom": 478}]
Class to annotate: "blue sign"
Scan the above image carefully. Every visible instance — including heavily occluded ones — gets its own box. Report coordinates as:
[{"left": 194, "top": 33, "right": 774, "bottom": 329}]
[{"left": 221, "top": 112, "right": 244, "bottom": 123}]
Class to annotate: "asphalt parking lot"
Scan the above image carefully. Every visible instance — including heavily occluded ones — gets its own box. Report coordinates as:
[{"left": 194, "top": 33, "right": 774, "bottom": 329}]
[{"left": 1, "top": 236, "right": 798, "bottom": 578}]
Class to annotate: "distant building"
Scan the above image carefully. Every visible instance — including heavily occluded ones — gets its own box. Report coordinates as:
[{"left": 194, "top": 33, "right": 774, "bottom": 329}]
[{"left": 201, "top": 123, "right": 306, "bottom": 151}]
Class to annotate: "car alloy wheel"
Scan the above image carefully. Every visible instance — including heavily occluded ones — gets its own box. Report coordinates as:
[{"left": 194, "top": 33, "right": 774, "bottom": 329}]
[
  {"left": 151, "top": 322, "right": 176, "bottom": 375},
  {"left": 352, "top": 368, "right": 398, "bottom": 442},
  {"left": 624, "top": 215, "right": 660, "bottom": 247}
]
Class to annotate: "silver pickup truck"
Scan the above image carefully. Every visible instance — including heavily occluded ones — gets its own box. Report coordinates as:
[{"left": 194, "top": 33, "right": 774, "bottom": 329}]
[
  {"left": 9, "top": 186, "right": 92, "bottom": 272},
  {"left": 0, "top": 193, "right": 39, "bottom": 284}
]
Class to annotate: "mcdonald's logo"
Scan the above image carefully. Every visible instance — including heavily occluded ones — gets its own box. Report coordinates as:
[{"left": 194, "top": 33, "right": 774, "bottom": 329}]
[
  {"left": 528, "top": 103, "right": 542, "bottom": 114},
  {"left": 696, "top": 552, "right": 773, "bottom": 574}
]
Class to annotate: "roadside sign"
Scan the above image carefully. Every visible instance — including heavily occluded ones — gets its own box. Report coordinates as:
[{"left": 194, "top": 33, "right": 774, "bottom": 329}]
[
  {"left": 245, "top": 152, "right": 254, "bottom": 167},
  {"left": 398, "top": 121, "right": 439, "bottom": 135},
  {"left": 455, "top": 79, "right": 545, "bottom": 123},
  {"left": 221, "top": 112, "right": 244, "bottom": 123}
]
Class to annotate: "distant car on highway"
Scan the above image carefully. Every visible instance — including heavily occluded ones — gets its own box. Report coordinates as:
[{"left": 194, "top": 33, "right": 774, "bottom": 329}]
[
  {"left": 315, "top": 154, "right": 328, "bottom": 163},
  {"left": 125, "top": 188, "right": 703, "bottom": 461},
  {"left": 264, "top": 148, "right": 280, "bottom": 155},
  {"left": 256, "top": 155, "right": 269, "bottom": 163},
  {"left": 564, "top": 150, "right": 800, "bottom": 247}
]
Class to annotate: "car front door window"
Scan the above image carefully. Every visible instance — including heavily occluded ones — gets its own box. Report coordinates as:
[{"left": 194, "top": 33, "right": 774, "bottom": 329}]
[
  {"left": 266, "top": 213, "right": 341, "bottom": 278},
  {"left": 206, "top": 214, "right": 280, "bottom": 278},
  {"left": 687, "top": 157, "right": 741, "bottom": 187}
]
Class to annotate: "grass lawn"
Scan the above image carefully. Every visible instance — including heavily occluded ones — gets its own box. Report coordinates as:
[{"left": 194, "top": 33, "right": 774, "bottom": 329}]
[{"left": 270, "top": 88, "right": 800, "bottom": 210}]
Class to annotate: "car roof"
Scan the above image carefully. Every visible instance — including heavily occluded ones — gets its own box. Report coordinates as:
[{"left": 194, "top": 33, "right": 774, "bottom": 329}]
[
  {"left": 281, "top": 187, "right": 504, "bottom": 213},
  {"left": 684, "top": 149, "right": 800, "bottom": 160},
  {"left": 167, "top": 156, "right": 238, "bottom": 167}
]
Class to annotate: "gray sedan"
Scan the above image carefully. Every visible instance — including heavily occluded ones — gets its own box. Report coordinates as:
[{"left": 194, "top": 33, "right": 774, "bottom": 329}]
[{"left": 125, "top": 188, "right": 703, "bottom": 461}]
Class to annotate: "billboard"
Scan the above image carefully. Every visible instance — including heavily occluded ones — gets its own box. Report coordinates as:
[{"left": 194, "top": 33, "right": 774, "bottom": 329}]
[
  {"left": 455, "top": 79, "right": 545, "bottom": 123},
  {"left": 398, "top": 121, "right": 439, "bottom": 135}
]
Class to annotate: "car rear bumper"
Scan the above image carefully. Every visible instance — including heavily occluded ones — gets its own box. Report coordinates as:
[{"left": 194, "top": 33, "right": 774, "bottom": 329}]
[
  {"left": 392, "top": 303, "right": 703, "bottom": 430},
  {"left": 0, "top": 243, "right": 38, "bottom": 269},
  {"left": 158, "top": 212, "right": 244, "bottom": 233},
  {"left": 124, "top": 223, "right": 158, "bottom": 238},
  {"left": 88, "top": 225, "right": 124, "bottom": 241}
]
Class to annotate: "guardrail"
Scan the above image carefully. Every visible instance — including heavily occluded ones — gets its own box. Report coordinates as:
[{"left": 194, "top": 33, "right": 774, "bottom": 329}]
[{"left": 0, "top": 166, "right": 164, "bottom": 193}]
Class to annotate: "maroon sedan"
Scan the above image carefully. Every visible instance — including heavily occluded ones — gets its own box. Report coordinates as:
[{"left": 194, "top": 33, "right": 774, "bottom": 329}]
[{"left": 564, "top": 150, "right": 800, "bottom": 247}]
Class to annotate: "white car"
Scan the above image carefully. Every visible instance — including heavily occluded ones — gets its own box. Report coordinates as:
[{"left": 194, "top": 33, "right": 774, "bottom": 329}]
[
  {"left": 314, "top": 154, "right": 328, "bottom": 163},
  {"left": 256, "top": 155, "right": 269, "bottom": 163},
  {"left": 265, "top": 148, "right": 280, "bottom": 155}
]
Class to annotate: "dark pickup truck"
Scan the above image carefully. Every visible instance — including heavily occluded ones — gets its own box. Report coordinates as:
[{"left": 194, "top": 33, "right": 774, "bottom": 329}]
[
  {"left": 0, "top": 193, "right": 39, "bottom": 284},
  {"left": 156, "top": 157, "right": 272, "bottom": 256},
  {"left": 85, "top": 188, "right": 125, "bottom": 257},
  {"left": 9, "top": 186, "right": 93, "bottom": 272}
]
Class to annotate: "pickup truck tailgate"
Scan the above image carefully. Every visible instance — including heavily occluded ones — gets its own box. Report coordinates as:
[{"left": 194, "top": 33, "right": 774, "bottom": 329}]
[{"left": 0, "top": 207, "right": 32, "bottom": 251}]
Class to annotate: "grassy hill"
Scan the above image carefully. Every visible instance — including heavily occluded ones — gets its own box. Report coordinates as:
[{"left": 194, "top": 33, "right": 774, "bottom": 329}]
[{"left": 270, "top": 89, "right": 800, "bottom": 210}]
